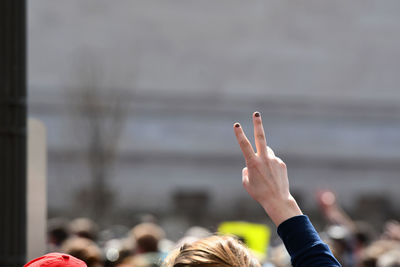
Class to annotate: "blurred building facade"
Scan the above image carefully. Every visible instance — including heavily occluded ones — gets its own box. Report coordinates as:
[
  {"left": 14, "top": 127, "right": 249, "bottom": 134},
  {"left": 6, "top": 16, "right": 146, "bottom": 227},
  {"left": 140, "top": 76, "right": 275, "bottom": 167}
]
[{"left": 28, "top": 1, "right": 400, "bottom": 228}]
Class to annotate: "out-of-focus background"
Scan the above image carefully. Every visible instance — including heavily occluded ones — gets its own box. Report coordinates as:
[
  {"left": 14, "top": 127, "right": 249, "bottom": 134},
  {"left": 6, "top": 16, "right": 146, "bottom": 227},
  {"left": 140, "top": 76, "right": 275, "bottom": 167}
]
[{"left": 26, "top": 0, "right": 400, "bottom": 266}]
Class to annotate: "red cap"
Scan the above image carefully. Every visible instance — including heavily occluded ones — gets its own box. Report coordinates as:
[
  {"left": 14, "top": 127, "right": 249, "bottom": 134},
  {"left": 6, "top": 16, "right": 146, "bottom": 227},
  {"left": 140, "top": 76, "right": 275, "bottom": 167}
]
[{"left": 24, "top": 253, "right": 87, "bottom": 267}]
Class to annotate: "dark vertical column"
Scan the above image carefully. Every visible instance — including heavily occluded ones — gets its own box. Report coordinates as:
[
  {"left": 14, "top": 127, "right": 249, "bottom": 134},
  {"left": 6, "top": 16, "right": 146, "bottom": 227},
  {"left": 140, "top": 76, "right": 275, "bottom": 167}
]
[{"left": 0, "top": 0, "right": 27, "bottom": 266}]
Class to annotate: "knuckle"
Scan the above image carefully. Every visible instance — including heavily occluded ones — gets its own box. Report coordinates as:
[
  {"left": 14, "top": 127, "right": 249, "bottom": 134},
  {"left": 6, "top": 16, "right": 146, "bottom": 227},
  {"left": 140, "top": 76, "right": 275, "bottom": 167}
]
[
  {"left": 246, "top": 158, "right": 258, "bottom": 168},
  {"left": 271, "top": 158, "right": 280, "bottom": 165},
  {"left": 275, "top": 157, "right": 287, "bottom": 168},
  {"left": 266, "top": 155, "right": 275, "bottom": 162}
]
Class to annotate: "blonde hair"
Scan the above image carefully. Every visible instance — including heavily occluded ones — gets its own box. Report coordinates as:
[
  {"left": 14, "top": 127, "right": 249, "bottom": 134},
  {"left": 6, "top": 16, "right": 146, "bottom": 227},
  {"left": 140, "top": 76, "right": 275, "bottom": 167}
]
[{"left": 163, "top": 235, "right": 261, "bottom": 267}]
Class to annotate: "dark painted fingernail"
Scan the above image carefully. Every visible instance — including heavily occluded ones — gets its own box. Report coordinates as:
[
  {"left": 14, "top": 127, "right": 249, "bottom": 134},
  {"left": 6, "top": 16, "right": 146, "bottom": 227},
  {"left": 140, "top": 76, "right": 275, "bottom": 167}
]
[
  {"left": 234, "top": 123, "right": 240, "bottom": 128},
  {"left": 254, "top": 112, "right": 260, "bottom": 117}
]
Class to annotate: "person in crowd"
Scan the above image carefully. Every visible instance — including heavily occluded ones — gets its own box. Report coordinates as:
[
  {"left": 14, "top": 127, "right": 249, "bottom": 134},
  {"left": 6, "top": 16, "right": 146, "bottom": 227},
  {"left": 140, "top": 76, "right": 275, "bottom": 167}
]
[
  {"left": 163, "top": 112, "right": 341, "bottom": 267},
  {"left": 47, "top": 217, "right": 70, "bottom": 251},
  {"left": 317, "top": 190, "right": 381, "bottom": 267},
  {"left": 61, "top": 236, "right": 104, "bottom": 267},
  {"left": 69, "top": 217, "right": 99, "bottom": 241},
  {"left": 131, "top": 223, "right": 165, "bottom": 255},
  {"left": 24, "top": 252, "right": 87, "bottom": 267},
  {"left": 358, "top": 239, "right": 400, "bottom": 267},
  {"left": 103, "top": 237, "right": 135, "bottom": 266},
  {"left": 119, "top": 222, "right": 167, "bottom": 267},
  {"left": 325, "top": 224, "right": 354, "bottom": 266}
]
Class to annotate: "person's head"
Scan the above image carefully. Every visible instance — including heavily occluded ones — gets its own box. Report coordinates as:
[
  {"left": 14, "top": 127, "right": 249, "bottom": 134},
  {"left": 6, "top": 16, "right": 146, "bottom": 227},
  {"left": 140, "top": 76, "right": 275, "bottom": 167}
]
[
  {"left": 163, "top": 235, "right": 261, "bottom": 267},
  {"left": 131, "top": 223, "right": 165, "bottom": 254},
  {"left": 69, "top": 217, "right": 98, "bottom": 241},
  {"left": 47, "top": 217, "right": 70, "bottom": 247},
  {"left": 61, "top": 237, "right": 103, "bottom": 267},
  {"left": 24, "top": 253, "right": 86, "bottom": 267},
  {"left": 354, "top": 221, "right": 376, "bottom": 249}
]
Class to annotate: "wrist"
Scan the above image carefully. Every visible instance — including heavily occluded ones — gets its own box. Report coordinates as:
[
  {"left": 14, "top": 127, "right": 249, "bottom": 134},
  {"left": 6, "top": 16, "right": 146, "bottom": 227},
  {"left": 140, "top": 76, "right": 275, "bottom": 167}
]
[{"left": 261, "top": 196, "right": 303, "bottom": 227}]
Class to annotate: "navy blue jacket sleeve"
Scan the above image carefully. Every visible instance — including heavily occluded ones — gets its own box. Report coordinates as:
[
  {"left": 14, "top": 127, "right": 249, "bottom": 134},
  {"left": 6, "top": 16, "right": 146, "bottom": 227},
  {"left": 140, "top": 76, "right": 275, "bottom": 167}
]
[{"left": 277, "top": 215, "right": 341, "bottom": 267}]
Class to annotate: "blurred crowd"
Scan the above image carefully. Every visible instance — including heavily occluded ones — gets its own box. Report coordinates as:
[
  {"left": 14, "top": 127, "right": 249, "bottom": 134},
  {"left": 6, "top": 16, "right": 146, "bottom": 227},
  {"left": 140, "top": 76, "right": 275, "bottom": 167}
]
[{"left": 46, "top": 191, "right": 400, "bottom": 267}]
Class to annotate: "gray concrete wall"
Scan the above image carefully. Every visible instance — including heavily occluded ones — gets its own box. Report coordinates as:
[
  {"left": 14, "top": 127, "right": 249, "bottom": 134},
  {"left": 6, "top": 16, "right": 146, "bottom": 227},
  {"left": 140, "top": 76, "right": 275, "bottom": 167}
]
[{"left": 28, "top": 1, "right": 400, "bottom": 221}]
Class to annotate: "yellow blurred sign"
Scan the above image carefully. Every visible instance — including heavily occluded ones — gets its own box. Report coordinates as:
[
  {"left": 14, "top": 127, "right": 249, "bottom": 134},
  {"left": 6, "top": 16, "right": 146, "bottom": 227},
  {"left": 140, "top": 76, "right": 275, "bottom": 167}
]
[{"left": 218, "top": 221, "right": 270, "bottom": 258}]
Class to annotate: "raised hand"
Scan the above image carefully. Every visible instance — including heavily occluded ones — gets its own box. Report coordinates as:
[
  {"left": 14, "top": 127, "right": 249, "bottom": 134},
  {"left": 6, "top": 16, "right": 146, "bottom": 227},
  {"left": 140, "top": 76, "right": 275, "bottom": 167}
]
[
  {"left": 233, "top": 112, "right": 302, "bottom": 226},
  {"left": 317, "top": 190, "right": 355, "bottom": 230}
]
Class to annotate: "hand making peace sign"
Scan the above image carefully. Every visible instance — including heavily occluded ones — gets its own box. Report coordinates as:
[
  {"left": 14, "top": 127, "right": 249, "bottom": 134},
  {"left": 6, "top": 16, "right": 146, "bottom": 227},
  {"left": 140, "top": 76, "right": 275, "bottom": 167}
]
[{"left": 233, "top": 112, "right": 302, "bottom": 226}]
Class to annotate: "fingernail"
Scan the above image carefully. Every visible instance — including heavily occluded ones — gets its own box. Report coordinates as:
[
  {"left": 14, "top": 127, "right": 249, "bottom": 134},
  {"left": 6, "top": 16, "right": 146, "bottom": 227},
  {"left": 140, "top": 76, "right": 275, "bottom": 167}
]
[
  {"left": 234, "top": 123, "right": 240, "bottom": 128},
  {"left": 254, "top": 112, "right": 260, "bottom": 117}
]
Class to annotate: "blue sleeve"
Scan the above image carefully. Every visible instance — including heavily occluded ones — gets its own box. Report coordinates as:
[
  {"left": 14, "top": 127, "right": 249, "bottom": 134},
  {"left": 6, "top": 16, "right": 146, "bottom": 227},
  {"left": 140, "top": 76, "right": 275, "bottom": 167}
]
[{"left": 277, "top": 215, "right": 341, "bottom": 267}]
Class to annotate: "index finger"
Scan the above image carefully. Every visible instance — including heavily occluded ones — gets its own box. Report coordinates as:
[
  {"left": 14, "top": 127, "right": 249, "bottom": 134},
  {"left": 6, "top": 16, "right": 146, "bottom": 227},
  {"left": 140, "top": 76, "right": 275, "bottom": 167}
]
[{"left": 233, "top": 123, "right": 255, "bottom": 162}]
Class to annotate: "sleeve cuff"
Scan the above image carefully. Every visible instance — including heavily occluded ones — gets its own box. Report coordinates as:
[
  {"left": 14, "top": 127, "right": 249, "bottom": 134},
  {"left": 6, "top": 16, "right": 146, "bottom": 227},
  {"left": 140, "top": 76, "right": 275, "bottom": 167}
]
[{"left": 277, "top": 215, "right": 324, "bottom": 257}]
